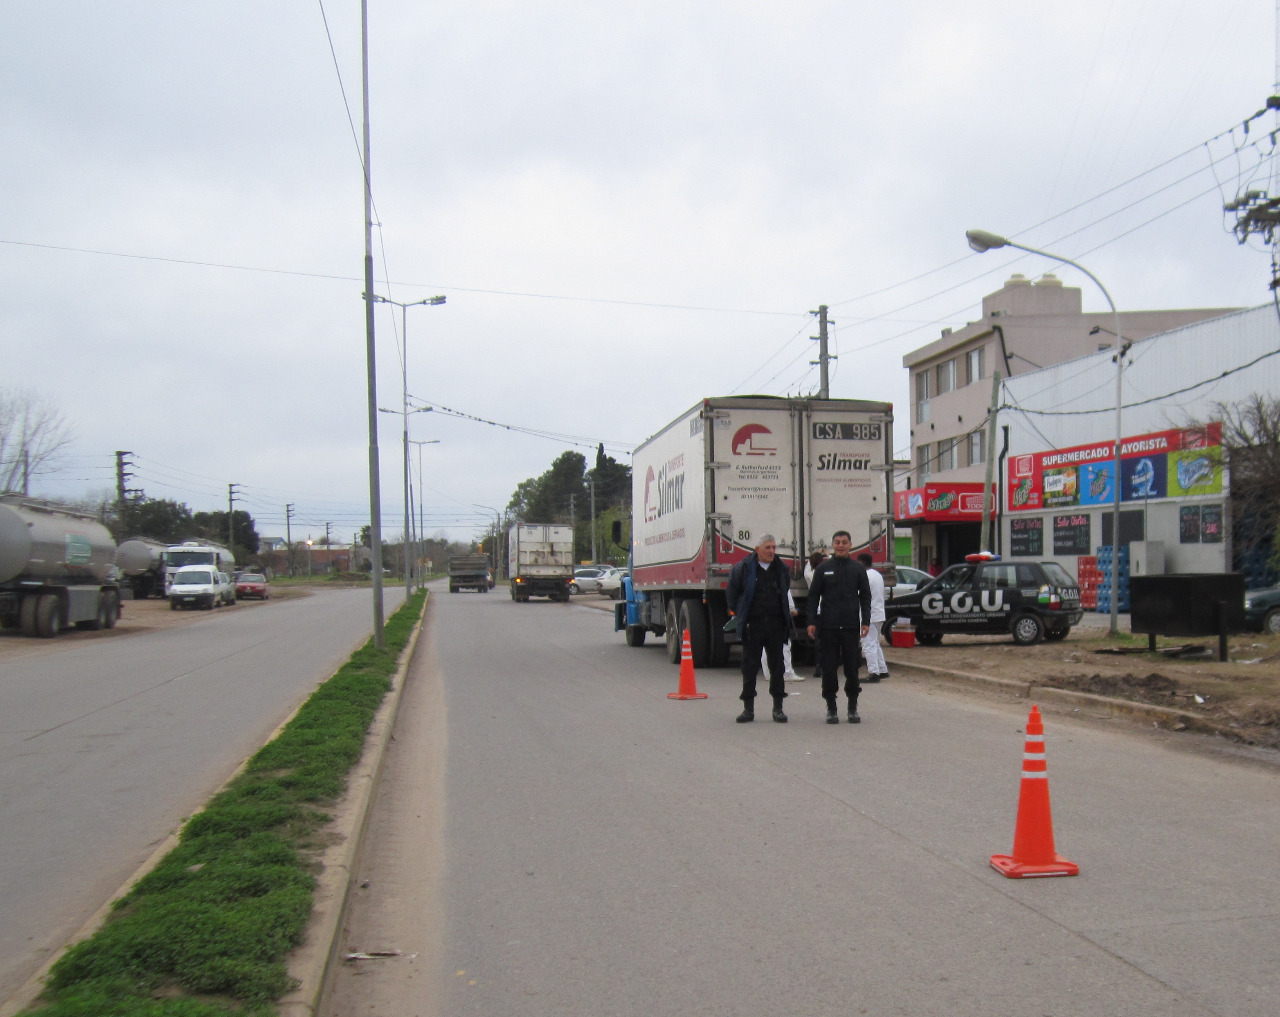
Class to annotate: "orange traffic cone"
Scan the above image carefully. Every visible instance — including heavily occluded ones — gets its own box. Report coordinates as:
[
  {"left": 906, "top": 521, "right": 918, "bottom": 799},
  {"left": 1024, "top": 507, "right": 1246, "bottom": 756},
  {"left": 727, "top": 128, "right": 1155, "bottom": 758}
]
[
  {"left": 668, "top": 628, "right": 708, "bottom": 700},
  {"left": 990, "top": 705, "right": 1079, "bottom": 878}
]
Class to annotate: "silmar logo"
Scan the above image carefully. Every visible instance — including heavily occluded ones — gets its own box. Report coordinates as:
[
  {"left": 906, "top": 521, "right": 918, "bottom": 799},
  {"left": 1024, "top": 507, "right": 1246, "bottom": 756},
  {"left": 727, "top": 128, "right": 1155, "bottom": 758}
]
[
  {"left": 643, "top": 457, "right": 686, "bottom": 523},
  {"left": 922, "top": 590, "right": 1009, "bottom": 615},
  {"left": 731, "top": 424, "right": 777, "bottom": 456},
  {"left": 817, "top": 453, "right": 872, "bottom": 471}
]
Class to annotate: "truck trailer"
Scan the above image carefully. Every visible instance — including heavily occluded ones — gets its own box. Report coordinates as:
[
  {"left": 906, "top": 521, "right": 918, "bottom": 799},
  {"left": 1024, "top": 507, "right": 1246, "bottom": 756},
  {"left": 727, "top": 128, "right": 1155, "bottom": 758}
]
[
  {"left": 0, "top": 496, "right": 122, "bottom": 637},
  {"left": 615, "top": 395, "right": 894, "bottom": 667},
  {"left": 508, "top": 523, "right": 573, "bottom": 602},
  {"left": 117, "top": 536, "right": 168, "bottom": 599}
]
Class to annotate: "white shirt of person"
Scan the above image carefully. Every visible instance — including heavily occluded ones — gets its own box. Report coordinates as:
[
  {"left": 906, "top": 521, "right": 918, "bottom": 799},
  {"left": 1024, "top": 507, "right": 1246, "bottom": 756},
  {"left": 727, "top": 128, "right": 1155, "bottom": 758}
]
[{"left": 865, "top": 565, "right": 886, "bottom": 624}]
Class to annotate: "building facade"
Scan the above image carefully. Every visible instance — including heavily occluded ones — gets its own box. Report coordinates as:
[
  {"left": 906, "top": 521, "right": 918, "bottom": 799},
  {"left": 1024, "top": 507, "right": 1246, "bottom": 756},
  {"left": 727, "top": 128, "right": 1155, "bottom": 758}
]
[{"left": 899, "top": 273, "right": 1235, "bottom": 569}]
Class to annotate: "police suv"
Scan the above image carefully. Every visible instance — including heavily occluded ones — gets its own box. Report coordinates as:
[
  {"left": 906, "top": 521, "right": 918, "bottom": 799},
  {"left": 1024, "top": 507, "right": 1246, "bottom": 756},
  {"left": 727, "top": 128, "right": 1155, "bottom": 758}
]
[{"left": 884, "top": 554, "right": 1083, "bottom": 646}]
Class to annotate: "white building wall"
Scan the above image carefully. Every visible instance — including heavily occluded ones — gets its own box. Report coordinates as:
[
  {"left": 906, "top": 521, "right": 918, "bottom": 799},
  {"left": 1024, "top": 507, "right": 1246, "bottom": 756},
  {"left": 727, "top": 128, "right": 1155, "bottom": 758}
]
[{"left": 999, "top": 304, "right": 1280, "bottom": 577}]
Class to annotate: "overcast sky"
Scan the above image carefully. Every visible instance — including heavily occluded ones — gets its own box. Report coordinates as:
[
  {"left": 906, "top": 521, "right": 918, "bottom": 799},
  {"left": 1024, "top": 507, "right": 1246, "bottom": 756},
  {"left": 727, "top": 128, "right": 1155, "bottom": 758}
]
[{"left": 4, "top": 1, "right": 1278, "bottom": 544}]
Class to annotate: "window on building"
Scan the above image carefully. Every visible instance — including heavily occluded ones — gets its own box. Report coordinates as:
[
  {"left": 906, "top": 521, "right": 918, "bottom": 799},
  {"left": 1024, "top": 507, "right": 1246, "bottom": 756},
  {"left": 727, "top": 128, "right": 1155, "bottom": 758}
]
[
  {"left": 968, "top": 431, "right": 984, "bottom": 466},
  {"left": 918, "top": 443, "right": 932, "bottom": 478},
  {"left": 916, "top": 371, "right": 931, "bottom": 423},
  {"left": 936, "top": 438, "right": 957, "bottom": 472},
  {"left": 966, "top": 346, "right": 984, "bottom": 385},
  {"left": 937, "top": 358, "right": 957, "bottom": 394}
]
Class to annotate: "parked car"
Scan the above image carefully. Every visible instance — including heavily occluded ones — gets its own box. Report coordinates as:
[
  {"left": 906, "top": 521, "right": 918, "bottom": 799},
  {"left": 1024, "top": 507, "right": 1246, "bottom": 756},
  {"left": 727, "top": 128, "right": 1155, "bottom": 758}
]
[
  {"left": 236, "top": 573, "right": 270, "bottom": 600},
  {"left": 216, "top": 571, "right": 236, "bottom": 606},
  {"left": 597, "top": 566, "right": 625, "bottom": 599},
  {"left": 1243, "top": 586, "right": 1280, "bottom": 633},
  {"left": 169, "top": 567, "right": 220, "bottom": 610},
  {"left": 570, "top": 566, "right": 607, "bottom": 595},
  {"left": 885, "top": 565, "right": 933, "bottom": 599},
  {"left": 883, "top": 557, "right": 1082, "bottom": 645}
]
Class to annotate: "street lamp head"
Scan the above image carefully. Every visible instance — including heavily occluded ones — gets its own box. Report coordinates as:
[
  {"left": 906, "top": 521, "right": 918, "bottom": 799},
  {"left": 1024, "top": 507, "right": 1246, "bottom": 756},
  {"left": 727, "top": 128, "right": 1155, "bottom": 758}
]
[
  {"left": 426, "top": 295, "right": 446, "bottom": 306},
  {"left": 966, "top": 229, "right": 1009, "bottom": 254}
]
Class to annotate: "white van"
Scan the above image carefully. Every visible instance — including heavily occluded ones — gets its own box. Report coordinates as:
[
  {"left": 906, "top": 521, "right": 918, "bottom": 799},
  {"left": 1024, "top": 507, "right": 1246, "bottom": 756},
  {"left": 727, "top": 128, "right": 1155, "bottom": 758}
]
[{"left": 169, "top": 567, "right": 221, "bottom": 610}]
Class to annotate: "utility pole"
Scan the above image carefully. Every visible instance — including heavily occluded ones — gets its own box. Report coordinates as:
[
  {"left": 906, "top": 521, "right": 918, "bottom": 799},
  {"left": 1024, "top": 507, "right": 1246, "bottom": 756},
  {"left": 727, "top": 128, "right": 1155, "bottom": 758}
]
[
  {"left": 810, "top": 304, "right": 832, "bottom": 399},
  {"left": 285, "top": 503, "right": 294, "bottom": 576},
  {"left": 979, "top": 372, "right": 1002, "bottom": 554},
  {"left": 589, "top": 476, "right": 598, "bottom": 563},
  {"left": 569, "top": 493, "right": 576, "bottom": 563},
  {"left": 325, "top": 521, "right": 332, "bottom": 548},
  {"left": 228, "top": 483, "right": 240, "bottom": 552}
]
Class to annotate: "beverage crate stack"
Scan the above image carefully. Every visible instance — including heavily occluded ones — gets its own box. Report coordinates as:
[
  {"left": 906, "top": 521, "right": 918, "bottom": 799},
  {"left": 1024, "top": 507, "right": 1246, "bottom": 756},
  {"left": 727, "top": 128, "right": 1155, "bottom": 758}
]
[
  {"left": 1094, "top": 545, "right": 1131, "bottom": 613},
  {"left": 1076, "top": 555, "right": 1101, "bottom": 610}
]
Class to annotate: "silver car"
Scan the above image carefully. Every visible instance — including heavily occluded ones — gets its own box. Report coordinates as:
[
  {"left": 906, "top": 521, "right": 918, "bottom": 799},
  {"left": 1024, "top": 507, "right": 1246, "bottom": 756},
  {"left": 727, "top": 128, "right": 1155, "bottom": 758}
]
[
  {"left": 571, "top": 566, "right": 607, "bottom": 595},
  {"left": 885, "top": 565, "right": 933, "bottom": 600}
]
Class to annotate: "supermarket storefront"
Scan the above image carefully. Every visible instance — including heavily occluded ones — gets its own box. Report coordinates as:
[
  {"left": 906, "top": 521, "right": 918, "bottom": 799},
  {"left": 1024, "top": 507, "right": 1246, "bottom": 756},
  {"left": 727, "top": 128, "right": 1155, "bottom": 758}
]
[{"left": 894, "top": 482, "right": 997, "bottom": 570}]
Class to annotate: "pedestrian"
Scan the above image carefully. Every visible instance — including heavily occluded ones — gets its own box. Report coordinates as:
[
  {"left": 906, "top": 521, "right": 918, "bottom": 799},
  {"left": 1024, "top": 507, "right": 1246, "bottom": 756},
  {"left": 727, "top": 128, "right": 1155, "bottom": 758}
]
[
  {"left": 804, "top": 547, "right": 828, "bottom": 680},
  {"left": 856, "top": 553, "right": 889, "bottom": 683},
  {"left": 928, "top": 558, "right": 942, "bottom": 577},
  {"left": 727, "top": 534, "right": 793, "bottom": 723},
  {"left": 761, "top": 589, "right": 801, "bottom": 682},
  {"left": 806, "top": 531, "right": 872, "bottom": 724}
]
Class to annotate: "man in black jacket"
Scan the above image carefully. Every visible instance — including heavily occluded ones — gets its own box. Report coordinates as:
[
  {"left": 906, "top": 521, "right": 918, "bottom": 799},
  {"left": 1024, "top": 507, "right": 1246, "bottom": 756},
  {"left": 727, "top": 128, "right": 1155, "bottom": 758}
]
[
  {"left": 805, "top": 530, "right": 872, "bottom": 724},
  {"left": 726, "top": 534, "right": 793, "bottom": 723}
]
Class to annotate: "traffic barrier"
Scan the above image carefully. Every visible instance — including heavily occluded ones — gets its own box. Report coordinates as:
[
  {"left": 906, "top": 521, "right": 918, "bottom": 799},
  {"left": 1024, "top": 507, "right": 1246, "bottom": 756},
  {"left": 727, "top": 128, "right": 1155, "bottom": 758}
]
[
  {"left": 668, "top": 628, "right": 708, "bottom": 700},
  {"left": 990, "top": 705, "right": 1079, "bottom": 878}
]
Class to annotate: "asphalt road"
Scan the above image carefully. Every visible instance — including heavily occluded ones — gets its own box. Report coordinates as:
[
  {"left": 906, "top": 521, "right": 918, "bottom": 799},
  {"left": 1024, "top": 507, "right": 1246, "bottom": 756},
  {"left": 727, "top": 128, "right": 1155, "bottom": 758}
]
[
  {"left": 326, "top": 584, "right": 1280, "bottom": 1017},
  {"left": 0, "top": 584, "right": 404, "bottom": 1003}
]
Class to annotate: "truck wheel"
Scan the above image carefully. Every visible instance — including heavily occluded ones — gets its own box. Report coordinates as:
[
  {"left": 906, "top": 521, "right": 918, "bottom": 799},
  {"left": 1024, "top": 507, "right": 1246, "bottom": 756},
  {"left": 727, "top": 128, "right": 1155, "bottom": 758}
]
[
  {"left": 625, "top": 624, "right": 647, "bottom": 647},
  {"left": 679, "top": 600, "right": 710, "bottom": 668},
  {"left": 1011, "top": 613, "right": 1044, "bottom": 646},
  {"left": 707, "top": 599, "right": 731, "bottom": 668},
  {"left": 35, "top": 594, "right": 61, "bottom": 638},
  {"left": 85, "top": 595, "right": 108, "bottom": 631},
  {"left": 664, "top": 600, "right": 682, "bottom": 663},
  {"left": 20, "top": 596, "right": 38, "bottom": 637},
  {"left": 103, "top": 591, "right": 119, "bottom": 628},
  {"left": 0, "top": 613, "right": 17, "bottom": 630}
]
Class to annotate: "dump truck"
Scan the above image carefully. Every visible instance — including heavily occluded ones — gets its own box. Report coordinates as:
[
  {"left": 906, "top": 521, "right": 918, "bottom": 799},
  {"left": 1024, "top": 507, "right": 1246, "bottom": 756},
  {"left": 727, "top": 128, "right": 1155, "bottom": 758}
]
[
  {"left": 448, "top": 553, "right": 492, "bottom": 593},
  {"left": 0, "top": 495, "right": 122, "bottom": 637},
  {"left": 508, "top": 523, "right": 573, "bottom": 602},
  {"left": 615, "top": 395, "right": 894, "bottom": 666}
]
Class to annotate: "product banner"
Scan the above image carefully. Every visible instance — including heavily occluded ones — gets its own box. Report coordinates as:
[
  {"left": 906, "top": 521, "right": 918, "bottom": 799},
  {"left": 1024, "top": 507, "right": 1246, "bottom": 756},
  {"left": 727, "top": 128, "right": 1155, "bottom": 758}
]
[
  {"left": 895, "top": 483, "right": 996, "bottom": 522},
  {"left": 1008, "top": 423, "right": 1221, "bottom": 512}
]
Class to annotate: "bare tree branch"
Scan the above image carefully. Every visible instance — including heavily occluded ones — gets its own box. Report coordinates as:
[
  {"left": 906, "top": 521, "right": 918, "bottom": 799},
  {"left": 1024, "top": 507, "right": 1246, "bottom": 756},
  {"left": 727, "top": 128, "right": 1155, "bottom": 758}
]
[{"left": 0, "top": 387, "right": 75, "bottom": 494}]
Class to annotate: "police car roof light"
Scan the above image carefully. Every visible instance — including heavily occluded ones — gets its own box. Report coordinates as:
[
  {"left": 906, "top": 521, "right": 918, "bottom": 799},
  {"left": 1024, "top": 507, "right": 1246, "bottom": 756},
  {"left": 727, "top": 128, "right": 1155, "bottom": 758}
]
[{"left": 965, "top": 551, "right": 1001, "bottom": 562}]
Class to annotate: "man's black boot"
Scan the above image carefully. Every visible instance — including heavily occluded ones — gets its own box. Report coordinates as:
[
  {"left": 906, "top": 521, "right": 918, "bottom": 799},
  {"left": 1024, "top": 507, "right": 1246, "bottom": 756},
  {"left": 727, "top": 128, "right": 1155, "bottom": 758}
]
[
  {"left": 736, "top": 701, "right": 754, "bottom": 723},
  {"left": 825, "top": 698, "right": 839, "bottom": 724},
  {"left": 848, "top": 698, "right": 861, "bottom": 724},
  {"left": 772, "top": 697, "right": 787, "bottom": 723}
]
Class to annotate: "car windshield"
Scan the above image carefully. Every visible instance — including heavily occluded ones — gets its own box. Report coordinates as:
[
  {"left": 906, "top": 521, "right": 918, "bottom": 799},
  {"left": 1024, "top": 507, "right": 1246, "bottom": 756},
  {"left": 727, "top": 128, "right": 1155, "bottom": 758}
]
[
  {"left": 930, "top": 566, "right": 974, "bottom": 590},
  {"left": 1041, "top": 562, "right": 1076, "bottom": 588},
  {"left": 176, "top": 570, "right": 213, "bottom": 584},
  {"left": 239, "top": 574, "right": 265, "bottom": 583},
  {"left": 898, "top": 567, "right": 930, "bottom": 584}
]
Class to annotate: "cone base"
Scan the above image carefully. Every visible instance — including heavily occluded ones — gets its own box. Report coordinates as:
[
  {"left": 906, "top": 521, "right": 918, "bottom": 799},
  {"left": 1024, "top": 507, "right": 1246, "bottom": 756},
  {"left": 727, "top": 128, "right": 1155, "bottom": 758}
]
[
  {"left": 667, "top": 691, "right": 708, "bottom": 700},
  {"left": 989, "top": 853, "right": 1079, "bottom": 878}
]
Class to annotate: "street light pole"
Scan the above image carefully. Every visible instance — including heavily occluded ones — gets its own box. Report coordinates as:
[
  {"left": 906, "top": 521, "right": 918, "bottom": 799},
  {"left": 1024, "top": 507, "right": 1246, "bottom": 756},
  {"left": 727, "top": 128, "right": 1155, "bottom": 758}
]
[
  {"left": 371, "top": 294, "right": 444, "bottom": 595},
  {"left": 474, "top": 504, "right": 503, "bottom": 579},
  {"left": 966, "top": 230, "right": 1125, "bottom": 638}
]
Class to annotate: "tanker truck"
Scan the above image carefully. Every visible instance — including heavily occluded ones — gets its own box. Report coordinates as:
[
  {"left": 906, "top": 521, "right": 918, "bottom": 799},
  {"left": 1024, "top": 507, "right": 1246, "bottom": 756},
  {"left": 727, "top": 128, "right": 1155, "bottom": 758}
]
[
  {"left": 116, "top": 536, "right": 168, "bottom": 599},
  {"left": 0, "top": 495, "right": 122, "bottom": 637}
]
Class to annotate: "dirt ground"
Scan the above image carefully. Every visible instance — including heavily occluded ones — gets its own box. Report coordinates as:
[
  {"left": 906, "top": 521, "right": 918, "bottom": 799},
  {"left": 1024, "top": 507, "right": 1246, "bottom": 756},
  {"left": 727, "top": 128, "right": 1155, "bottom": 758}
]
[
  {"left": 881, "top": 619, "right": 1280, "bottom": 751},
  {"left": 0, "top": 586, "right": 311, "bottom": 662}
]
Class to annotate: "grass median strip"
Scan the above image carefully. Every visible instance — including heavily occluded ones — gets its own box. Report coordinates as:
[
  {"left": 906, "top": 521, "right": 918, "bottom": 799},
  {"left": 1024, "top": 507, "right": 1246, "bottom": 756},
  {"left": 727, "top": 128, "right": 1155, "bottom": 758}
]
[{"left": 22, "top": 590, "right": 428, "bottom": 1017}]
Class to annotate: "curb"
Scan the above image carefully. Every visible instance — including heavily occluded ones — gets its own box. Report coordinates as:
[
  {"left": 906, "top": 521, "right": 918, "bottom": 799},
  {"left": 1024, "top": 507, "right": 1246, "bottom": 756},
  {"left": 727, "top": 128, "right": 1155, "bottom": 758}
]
[
  {"left": 0, "top": 593, "right": 430, "bottom": 1017},
  {"left": 277, "top": 592, "right": 430, "bottom": 1017},
  {"left": 883, "top": 653, "right": 1212, "bottom": 732}
]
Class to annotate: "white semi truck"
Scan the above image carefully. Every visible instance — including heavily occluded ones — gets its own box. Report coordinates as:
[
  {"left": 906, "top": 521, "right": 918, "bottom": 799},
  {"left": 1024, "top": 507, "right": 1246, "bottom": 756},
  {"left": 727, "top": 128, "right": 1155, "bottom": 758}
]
[
  {"left": 0, "top": 496, "right": 122, "bottom": 637},
  {"left": 615, "top": 395, "right": 894, "bottom": 667},
  {"left": 507, "top": 523, "right": 574, "bottom": 602},
  {"left": 163, "top": 540, "right": 236, "bottom": 595}
]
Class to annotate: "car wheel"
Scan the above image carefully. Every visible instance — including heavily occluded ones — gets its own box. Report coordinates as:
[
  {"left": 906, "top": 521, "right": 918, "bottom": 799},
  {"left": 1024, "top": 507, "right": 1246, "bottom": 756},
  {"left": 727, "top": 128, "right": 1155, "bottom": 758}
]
[
  {"left": 1265, "top": 608, "right": 1280, "bottom": 635},
  {"left": 569, "top": 583, "right": 579, "bottom": 595},
  {"left": 171, "top": 600, "right": 179, "bottom": 611},
  {"left": 1011, "top": 613, "right": 1045, "bottom": 645},
  {"left": 915, "top": 629, "right": 943, "bottom": 646},
  {"left": 881, "top": 619, "right": 895, "bottom": 642}
]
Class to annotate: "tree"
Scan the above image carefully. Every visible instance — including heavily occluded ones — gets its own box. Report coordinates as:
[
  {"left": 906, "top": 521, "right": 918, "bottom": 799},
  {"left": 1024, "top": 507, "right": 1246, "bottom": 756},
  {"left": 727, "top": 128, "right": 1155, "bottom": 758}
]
[
  {"left": 0, "top": 387, "right": 73, "bottom": 494},
  {"left": 120, "top": 498, "right": 194, "bottom": 544},
  {"left": 1211, "top": 394, "right": 1280, "bottom": 580},
  {"left": 191, "top": 509, "right": 260, "bottom": 557}
]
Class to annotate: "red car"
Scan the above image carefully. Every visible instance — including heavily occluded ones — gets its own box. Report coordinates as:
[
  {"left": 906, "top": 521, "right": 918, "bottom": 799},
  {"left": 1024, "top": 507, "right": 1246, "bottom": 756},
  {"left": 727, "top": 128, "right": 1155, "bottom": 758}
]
[{"left": 235, "top": 573, "right": 270, "bottom": 600}]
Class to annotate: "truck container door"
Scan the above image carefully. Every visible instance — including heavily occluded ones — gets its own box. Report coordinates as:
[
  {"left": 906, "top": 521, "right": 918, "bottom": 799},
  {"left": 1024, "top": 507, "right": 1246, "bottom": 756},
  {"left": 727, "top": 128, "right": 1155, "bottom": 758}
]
[{"left": 801, "top": 402, "right": 894, "bottom": 560}]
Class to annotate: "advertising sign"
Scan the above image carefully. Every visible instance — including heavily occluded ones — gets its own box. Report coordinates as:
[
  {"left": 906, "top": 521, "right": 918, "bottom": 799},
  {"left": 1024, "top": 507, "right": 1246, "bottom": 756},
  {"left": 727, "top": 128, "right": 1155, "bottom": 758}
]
[
  {"left": 1008, "top": 424, "right": 1221, "bottom": 512},
  {"left": 894, "top": 483, "right": 995, "bottom": 522},
  {"left": 1010, "top": 516, "right": 1043, "bottom": 556}
]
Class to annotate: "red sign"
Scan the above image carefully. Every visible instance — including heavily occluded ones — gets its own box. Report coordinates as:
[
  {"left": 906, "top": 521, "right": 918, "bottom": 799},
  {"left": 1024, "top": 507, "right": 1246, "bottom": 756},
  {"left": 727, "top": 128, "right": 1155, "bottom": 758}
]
[{"left": 895, "top": 483, "right": 997, "bottom": 522}]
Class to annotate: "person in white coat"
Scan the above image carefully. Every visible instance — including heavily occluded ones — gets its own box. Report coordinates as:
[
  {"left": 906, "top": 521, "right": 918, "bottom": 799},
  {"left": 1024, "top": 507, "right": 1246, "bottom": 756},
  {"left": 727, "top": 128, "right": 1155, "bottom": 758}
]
[{"left": 856, "top": 553, "right": 889, "bottom": 682}]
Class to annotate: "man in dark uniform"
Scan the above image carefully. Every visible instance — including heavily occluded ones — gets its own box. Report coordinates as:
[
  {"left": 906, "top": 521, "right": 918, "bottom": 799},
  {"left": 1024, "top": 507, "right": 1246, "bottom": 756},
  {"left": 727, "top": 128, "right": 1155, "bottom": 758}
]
[
  {"left": 805, "top": 530, "right": 872, "bottom": 724},
  {"left": 726, "top": 534, "right": 793, "bottom": 723}
]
